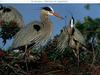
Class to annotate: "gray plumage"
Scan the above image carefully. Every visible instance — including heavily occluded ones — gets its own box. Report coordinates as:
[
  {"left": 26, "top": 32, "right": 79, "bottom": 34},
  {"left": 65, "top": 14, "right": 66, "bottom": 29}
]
[
  {"left": 11, "top": 6, "right": 62, "bottom": 51},
  {"left": 0, "top": 5, "right": 24, "bottom": 28},
  {"left": 57, "top": 17, "right": 86, "bottom": 53},
  {"left": 57, "top": 26, "right": 69, "bottom": 52},
  {"left": 12, "top": 21, "right": 52, "bottom": 49},
  {"left": 57, "top": 17, "right": 86, "bottom": 68}
]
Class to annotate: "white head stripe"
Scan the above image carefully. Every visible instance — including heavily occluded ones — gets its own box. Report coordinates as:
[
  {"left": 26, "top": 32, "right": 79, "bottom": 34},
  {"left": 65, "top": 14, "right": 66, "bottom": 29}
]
[
  {"left": 48, "top": 6, "right": 54, "bottom": 13},
  {"left": 71, "top": 18, "right": 74, "bottom": 28}
]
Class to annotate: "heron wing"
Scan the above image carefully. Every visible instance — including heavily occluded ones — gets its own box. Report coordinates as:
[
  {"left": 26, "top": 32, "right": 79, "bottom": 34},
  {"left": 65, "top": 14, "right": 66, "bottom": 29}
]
[
  {"left": 12, "top": 21, "right": 51, "bottom": 49},
  {"left": 57, "top": 27, "right": 69, "bottom": 52},
  {"left": 73, "top": 28, "right": 86, "bottom": 45}
]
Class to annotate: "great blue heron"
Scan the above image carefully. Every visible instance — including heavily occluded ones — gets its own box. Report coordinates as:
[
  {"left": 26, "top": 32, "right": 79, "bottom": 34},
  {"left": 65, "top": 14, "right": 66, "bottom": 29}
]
[
  {"left": 0, "top": 5, "right": 24, "bottom": 28},
  {"left": 11, "top": 6, "right": 63, "bottom": 55},
  {"left": 67, "top": 17, "right": 86, "bottom": 55},
  {"left": 57, "top": 17, "right": 86, "bottom": 67}
]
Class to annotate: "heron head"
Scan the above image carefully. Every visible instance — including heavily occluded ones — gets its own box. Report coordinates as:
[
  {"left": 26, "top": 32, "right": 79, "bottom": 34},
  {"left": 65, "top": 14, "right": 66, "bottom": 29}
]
[
  {"left": 0, "top": 5, "right": 11, "bottom": 14},
  {"left": 41, "top": 6, "right": 63, "bottom": 19},
  {"left": 70, "top": 16, "right": 74, "bottom": 28}
]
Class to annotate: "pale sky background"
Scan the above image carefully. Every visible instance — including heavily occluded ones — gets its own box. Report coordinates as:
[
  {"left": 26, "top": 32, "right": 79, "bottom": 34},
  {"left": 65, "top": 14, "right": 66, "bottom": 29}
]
[{"left": 0, "top": 4, "right": 100, "bottom": 50}]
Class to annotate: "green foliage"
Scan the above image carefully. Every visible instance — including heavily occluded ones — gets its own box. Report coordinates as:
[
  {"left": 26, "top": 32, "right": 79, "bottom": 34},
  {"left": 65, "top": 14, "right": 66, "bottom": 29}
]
[
  {"left": 84, "top": 4, "right": 90, "bottom": 10},
  {"left": 75, "top": 16, "right": 100, "bottom": 65},
  {"left": 84, "top": 4, "right": 100, "bottom": 10},
  {"left": 95, "top": 44, "right": 100, "bottom": 58},
  {"left": 76, "top": 16, "right": 100, "bottom": 42},
  {"left": 0, "top": 21, "right": 20, "bottom": 45}
]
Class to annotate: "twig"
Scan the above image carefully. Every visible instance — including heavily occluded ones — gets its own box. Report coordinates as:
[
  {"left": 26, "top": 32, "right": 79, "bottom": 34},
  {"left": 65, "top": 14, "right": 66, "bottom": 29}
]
[
  {"left": 82, "top": 30, "right": 100, "bottom": 33},
  {"left": 6, "top": 64, "right": 18, "bottom": 74},
  {"left": 76, "top": 43, "right": 80, "bottom": 75},
  {"left": 90, "top": 37, "right": 96, "bottom": 70},
  {"left": 44, "top": 70, "right": 62, "bottom": 75},
  {"left": 4, "top": 63, "right": 26, "bottom": 75}
]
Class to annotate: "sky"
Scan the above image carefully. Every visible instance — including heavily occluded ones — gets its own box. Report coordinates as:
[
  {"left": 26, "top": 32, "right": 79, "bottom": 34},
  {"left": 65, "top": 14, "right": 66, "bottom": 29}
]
[{"left": 0, "top": 4, "right": 100, "bottom": 50}]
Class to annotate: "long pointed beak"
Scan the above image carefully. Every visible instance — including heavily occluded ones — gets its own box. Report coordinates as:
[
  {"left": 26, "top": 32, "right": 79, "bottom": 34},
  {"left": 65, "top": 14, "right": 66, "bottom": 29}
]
[{"left": 52, "top": 12, "right": 64, "bottom": 19}]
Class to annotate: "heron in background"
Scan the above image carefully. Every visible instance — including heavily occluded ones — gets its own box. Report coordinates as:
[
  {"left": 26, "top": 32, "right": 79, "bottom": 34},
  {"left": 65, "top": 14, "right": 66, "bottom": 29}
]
[
  {"left": 57, "top": 16, "right": 86, "bottom": 67},
  {"left": 0, "top": 5, "right": 24, "bottom": 28},
  {"left": 11, "top": 6, "right": 63, "bottom": 57},
  {"left": 67, "top": 17, "right": 86, "bottom": 56}
]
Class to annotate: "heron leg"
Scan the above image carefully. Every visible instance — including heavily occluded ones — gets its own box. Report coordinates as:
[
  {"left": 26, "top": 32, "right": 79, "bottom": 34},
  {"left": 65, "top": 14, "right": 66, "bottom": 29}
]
[
  {"left": 25, "top": 45, "right": 27, "bottom": 55},
  {"left": 76, "top": 43, "right": 80, "bottom": 74},
  {"left": 72, "top": 49, "right": 77, "bottom": 57},
  {"left": 24, "top": 45, "right": 29, "bottom": 74}
]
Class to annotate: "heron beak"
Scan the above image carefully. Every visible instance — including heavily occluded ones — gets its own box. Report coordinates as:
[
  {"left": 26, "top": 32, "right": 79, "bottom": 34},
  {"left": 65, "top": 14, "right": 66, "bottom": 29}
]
[{"left": 52, "top": 12, "right": 64, "bottom": 19}]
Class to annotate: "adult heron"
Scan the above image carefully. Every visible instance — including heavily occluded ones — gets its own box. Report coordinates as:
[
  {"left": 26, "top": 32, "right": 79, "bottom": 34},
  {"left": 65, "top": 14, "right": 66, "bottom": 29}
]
[
  {"left": 67, "top": 17, "right": 86, "bottom": 56},
  {"left": 57, "top": 17, "right": 86, "bottom": 67},
  {"left": 11, "top": 6, "right": 63, "bottom": 54}
]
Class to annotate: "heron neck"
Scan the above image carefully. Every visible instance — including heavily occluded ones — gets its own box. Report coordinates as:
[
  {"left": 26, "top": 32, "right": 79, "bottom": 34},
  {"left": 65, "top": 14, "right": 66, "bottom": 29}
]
[
  {"left": 40, "top": 13, "right": 51, "bottom": 23},
  {"left": 40, "top": 12, "right": 52, "bottom": 31}
]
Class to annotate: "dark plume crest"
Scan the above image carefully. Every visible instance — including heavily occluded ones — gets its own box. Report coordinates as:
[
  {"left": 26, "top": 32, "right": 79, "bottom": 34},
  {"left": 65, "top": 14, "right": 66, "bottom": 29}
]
[
  {"left": 3, "top": 8, "right": 11, "bottom": 13},
  {"left": 42, "top": 7, "right": 52, "bottom": 11},
  {"left": 0, "top": 5, "right": 11, "bottom": 12}
]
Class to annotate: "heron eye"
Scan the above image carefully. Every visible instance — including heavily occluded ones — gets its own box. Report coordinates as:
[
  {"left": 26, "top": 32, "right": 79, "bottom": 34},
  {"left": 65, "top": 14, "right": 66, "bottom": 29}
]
[
  {"left": 33, "top": 25, "right": 41, "bottom": 31},
  {"left": 3, "top": 8, "right": 11, "bottom": 13}
]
